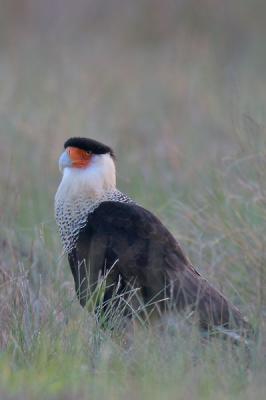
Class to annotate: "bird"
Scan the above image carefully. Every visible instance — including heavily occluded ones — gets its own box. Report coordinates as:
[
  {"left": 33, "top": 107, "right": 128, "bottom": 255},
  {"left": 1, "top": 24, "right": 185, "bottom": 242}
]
[{"left": 55, "top": 137, "right": 250, "bottom": 335}]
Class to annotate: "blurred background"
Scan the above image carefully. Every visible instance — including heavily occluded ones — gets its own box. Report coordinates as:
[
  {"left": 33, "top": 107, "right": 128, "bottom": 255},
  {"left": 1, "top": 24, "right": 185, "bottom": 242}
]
[
  {"left": 1, "top": 0, "right": 265, "bottom": 170},
  {"left": 1, "top": 0, "right": 266, "bottom": 349}
]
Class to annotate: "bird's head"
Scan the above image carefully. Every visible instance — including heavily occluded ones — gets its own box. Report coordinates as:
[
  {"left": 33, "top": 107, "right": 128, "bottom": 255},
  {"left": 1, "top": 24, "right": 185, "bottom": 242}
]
[{"left": 57, "top": 137, "right": 116, "bottom": 198}]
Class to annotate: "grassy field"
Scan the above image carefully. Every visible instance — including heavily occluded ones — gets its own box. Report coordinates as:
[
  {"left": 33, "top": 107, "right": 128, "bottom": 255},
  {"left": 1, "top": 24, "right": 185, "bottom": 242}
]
[{"left": 1, "top": 2, "right": 266, "bottom": 399}]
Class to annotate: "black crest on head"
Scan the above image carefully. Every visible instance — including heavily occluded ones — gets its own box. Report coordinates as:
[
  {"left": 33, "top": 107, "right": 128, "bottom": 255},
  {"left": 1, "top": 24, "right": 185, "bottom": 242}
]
[{"left": 64, "top": 137, "right": 115, "bottom": 158}]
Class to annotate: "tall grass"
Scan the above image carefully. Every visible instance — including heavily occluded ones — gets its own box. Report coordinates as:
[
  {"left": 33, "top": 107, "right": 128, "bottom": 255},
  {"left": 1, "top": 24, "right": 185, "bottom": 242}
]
[{"left": 1, "top": 113, "right": 265, "bottom": 400}]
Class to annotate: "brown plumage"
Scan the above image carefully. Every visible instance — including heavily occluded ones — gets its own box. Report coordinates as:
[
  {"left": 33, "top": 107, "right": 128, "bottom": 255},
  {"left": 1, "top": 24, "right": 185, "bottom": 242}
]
[{"left": 68, "top": 201, "right": 249, "bottom": 332}]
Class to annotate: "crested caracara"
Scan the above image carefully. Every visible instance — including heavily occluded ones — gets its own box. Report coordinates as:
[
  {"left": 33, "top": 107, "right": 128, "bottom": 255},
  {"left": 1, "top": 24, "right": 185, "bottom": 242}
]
[{"left": 55, "top": 137, "right": 250, "bottom": 333}]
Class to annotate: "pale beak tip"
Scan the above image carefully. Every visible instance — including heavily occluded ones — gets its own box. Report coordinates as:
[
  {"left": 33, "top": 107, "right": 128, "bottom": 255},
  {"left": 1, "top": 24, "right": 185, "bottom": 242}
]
[{"left": 59, "top": 151, "right": 72, "bottom": 172}]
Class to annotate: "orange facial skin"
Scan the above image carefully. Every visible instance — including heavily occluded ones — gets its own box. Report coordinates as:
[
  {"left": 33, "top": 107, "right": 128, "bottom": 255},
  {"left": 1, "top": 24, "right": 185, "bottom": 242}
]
[{"left": 66, "top": 146, "right": 92, "bottom": 168}]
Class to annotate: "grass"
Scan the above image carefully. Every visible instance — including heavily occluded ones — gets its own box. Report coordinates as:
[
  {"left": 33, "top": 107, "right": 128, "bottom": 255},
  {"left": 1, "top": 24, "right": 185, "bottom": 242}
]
[{"left": 1, "top": 3, "right": 266, "bottom": 398}]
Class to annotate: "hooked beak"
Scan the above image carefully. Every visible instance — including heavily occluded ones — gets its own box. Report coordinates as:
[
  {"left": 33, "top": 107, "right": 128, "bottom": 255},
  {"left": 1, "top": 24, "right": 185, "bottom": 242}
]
[{"left": 59, "top": 151, "right": 72, "bottom": 172}]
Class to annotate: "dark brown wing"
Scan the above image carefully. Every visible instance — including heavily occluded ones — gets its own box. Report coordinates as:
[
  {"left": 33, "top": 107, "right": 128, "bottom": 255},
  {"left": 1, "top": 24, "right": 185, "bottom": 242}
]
[{"left": 69, "top": 201, "right": 249, "bottom": 331}]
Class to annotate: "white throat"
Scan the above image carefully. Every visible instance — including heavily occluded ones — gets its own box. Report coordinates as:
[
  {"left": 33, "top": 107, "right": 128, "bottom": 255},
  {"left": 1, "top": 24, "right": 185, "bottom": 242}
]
[
  {"left": 56, "top": 153, "right": 116, "bottom": 202},
  {"left": 55, "top": 153, "right": 132, "bottom": 253}
]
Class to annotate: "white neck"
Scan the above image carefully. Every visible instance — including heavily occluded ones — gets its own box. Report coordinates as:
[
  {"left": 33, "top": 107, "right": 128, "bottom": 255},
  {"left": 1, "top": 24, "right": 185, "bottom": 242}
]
[{"left": 55, "top": 153, "right": 116, "bottom": 204}]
